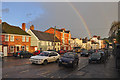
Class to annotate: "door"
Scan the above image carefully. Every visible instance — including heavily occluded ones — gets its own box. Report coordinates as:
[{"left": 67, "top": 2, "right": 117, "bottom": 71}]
[
  {"left": 17, "top": 46, "right": 19, "bottom": 52},
  {"left": 3, "top": 46, "right": 8, "bottom": 56}
]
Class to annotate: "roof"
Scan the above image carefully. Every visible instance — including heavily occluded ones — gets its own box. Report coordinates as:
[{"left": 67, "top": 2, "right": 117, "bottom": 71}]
[
  {"left": 31, "top": 30, "right": 60, "bottom": 42},
  {"left": 1, "top": 22, "right": 30, "bottom": 36},
  {"left": 71, "top": 38, "right": 76, "bottom": 40},
  {"left": 48, "top": 27, "right": 70, "bottom": 33}
]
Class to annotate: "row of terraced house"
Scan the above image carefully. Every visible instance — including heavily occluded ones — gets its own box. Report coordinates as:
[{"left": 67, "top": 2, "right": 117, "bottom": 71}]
[
  {"left": 0, "top": 22, "right": 106, "bottom": 57},
  {"left": 0, "top": 22, "right": 71, "bottom": 56}
]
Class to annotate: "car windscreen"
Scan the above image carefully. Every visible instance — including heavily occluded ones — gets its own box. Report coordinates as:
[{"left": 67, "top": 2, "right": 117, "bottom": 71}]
[
  {"left": 63, "top": 53, "right": 74, "bottom": 58},
  {"left": 39, "top": 52, "right": 49, "bottom": 56},
  {"left": 82, "top": 50, "right": 88, "bottom": 53},
  {"left": 35, "top": 51, "right": 38, "bottom": 53},
  {"left": 18, "top": 51, "right": 23, "bottom": 53},
  {"left": 91, "top": 53, "right": 101, "bottom": 58}
]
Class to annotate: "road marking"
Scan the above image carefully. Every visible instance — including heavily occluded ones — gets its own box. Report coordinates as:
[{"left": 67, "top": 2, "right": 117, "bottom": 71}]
[
  {"left": 50, "top": 76, "right": 54, "bottom": 78},
  {"left": 19, "top": 70, "right": 29, "bottom": 73},
  {"left": 36, "top": 71, "right": 50, "bottom": 76},
  {"left": 41, "top": 71, "right": 50, "bottom": 75}
]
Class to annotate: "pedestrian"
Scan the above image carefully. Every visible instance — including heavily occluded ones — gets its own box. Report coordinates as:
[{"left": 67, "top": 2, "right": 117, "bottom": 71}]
[{"left": 40, "top": 48, "right": 43, "bottom": 53}]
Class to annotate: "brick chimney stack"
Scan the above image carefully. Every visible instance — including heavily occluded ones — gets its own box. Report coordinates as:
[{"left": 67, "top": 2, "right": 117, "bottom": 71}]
[
  {"left": 30, "top": 25, "right": 34, "bottom": 30},
  {"left": 22, "top": 23, "right": 26, "bottom": 31},
  {"left": 61, "top": 28, "right": 65, "bottom": 31},
  {"left": 0, "top": 19, "right": 2, "bottom": 24}
]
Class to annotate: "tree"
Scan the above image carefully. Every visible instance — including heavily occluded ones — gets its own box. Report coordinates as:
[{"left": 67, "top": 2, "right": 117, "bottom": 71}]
[{"left": 116, "top": 30, "right": 120, "bottom": 44}]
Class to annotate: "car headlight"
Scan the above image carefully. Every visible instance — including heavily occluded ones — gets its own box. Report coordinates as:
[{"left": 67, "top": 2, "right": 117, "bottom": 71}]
[
  {"left": 97, "top": 58, "right": 100, "bottom": 60},
  {"left": 69, "top": 61, "right": 73, "bottom": 63},
  {"left": 59, "top": 59, "right": 62, "bottom": 62},
  {"left": 39, "top": 59, "right": 43, "bottom": 61}
]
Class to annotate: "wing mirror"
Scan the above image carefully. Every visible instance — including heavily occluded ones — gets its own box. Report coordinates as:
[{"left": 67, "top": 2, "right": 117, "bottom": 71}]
[{"left": 49, "top": 55, "right": 52, "bottom": 57}]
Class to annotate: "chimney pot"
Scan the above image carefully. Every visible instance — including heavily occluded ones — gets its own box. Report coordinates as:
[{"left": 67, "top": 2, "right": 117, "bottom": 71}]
[
  {"left": 0, "top": 19, "right": 2, "bottom": 24},
  {"left": 22, "top": 23, "right": 26, "bottom": 31},
  {"left": 30, "top": 25, "right": 34, "bottom": 30}
]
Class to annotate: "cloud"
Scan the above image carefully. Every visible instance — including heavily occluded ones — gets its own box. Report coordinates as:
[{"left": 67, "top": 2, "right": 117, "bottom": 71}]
[{"left": 2, "top": 8, "right": 9, "bottom": 13}]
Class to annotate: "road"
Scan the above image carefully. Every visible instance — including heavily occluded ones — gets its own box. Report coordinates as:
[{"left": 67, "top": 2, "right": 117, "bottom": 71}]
[{"left": 2, "top": 54, "right": 120, "bottom": 78}]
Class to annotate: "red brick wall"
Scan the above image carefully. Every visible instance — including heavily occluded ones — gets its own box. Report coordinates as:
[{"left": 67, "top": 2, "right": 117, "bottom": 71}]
[
  {"left": 45, "top": 28, "right": 71, "bottom": 50},
  {"left": 45, "top": 28, "right": 62, "bottom": 43},
  {"left": 2, "top": 34, "right": 31, "bottom": 56}
]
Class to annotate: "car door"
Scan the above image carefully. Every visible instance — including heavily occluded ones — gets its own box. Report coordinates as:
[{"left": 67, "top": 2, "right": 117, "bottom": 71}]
[
  {"left": 49, "top": 52, "right": 57, "bottom": 62},
  {"left": 47, "top": 53, "right": 54, "bottom": 62},
  {"left": 53, "top": 52, "right": 59, "bottom": 61}
]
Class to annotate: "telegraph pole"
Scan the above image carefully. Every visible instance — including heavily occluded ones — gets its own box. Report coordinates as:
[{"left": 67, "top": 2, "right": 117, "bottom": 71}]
[{"left": 53, "top": 26, "right": 56, "bottom": 50}]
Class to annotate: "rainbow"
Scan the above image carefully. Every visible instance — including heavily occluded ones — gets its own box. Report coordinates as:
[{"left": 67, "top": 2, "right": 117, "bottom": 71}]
[{"left": 68, "top": 2, "right": 92, "bottom": 38}]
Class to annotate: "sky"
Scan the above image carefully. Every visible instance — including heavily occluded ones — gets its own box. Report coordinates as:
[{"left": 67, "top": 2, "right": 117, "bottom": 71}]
[{"left": 2, "top": 2, "right": 118, "bottom": 39}]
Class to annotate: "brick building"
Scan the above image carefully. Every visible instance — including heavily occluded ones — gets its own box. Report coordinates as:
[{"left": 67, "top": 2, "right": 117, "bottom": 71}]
[
  {"left": 1, "top": 22, "right": 31, "bottom": 56},
  {"left": 45, "top": 27, "right": 71, "bottom": 50}
]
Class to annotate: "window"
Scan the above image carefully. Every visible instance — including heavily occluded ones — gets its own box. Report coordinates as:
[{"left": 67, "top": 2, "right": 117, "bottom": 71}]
[
  {"left": 22, "top": 46, "right": 25, "bottom": 51},
  {"left": 5, "top": 35, "right": 9, "bottom": 41},
  {"left": 63, "top": 33, "right": 64, "bottom": 38},
  {"left": 10, "top": 46, "right": 14, "bottom": 53},
  {"left": 69, "top": 34, "right": 71, "bottom": 39},
  {"left": 26, "top": 46, "right": 29, "bottom": 51},
  {"left": 62, "top": 39, "right": 64, "bottom": 44},
  {"left": 26, "top": 37, "right": 29, "bottom": 42},
  {"left": 48, "top": 42, "right": 50, "bottom": 46},
  {"left": 22, "top": 36, "right": 25, "bottom": 42},
  {"left": 10, "top": 35, "right": 14, "bottom": 41}
]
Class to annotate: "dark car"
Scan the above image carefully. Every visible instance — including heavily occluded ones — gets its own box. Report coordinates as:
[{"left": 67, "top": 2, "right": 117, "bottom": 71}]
[
  {"left": 88, "top": 49, "right": 94, "bottom": 54},
  {"left": 89, "top": 53, "right": 102, "bottom": 63},
  {"left": 80, "top": 49, "right": 89, "bottom": 57},
  {"left": 13, "top": 51, "right": 33, "bottom": 58},
  {"left": 58, "top": 52, "right": 79, "bottom": 68}
]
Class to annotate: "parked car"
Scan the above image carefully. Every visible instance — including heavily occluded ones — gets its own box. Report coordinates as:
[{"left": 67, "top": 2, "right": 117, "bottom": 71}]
[
  {"left": 80, "top": 49, "right": 89, "bottom": 57},
  {"left": 89, "top": 53, "right": 102, "bottom": 63},
  {"left": 33, "top": 50, "right": 41, "bottom": 56},
  {"left": 29, "top": 51, "right": 60, "bottom": 65},
  {"left": 0, "top": 52, "right": 4, "bottom": 58},
  {"left": 73, "top": 47, "right": 81, "bottom": 53},
  {"left": 88, "top": 49, "right": 94, "bottom": 54},
  {"left": 58, "top": 52, "right": 79, "bottom": 68},
  {"left": 58, "top": 50, "right": 65, "bottom": 54},
  {"left": 47, "top": 50, "right": 57, "bottom": 52},
  {"left": 13, "top": 51, "right": 33, "bottom": 58}
]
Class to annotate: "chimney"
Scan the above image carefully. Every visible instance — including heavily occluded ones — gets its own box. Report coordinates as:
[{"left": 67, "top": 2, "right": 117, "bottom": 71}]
[
  {"left": 30, "top": 25, "right": 34, "bottom": 30},
  {"left": 22, "top": 23, "right": 26, "bottom": 31},
  {"left": 61, "top": 28, "right": 65, "bottom": 31},
  {"left": 0, "top": 19, "right": 2, "bottom": 24}
]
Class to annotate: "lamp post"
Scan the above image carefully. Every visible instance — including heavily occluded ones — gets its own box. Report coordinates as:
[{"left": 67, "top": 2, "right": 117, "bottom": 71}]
[{"left": 53, "top": 26, "right": 56, "bottom": 50}]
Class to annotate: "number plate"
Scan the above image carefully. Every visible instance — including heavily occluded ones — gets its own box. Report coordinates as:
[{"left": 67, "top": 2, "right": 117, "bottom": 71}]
[{"left": 62, "top": 62, "right": 67, "bottom": 64}]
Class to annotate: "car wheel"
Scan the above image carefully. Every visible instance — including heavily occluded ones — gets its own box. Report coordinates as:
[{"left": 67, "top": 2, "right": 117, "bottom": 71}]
[
  {"left": 89, "top": 60, "right": 91, "bottom": 63},
  {"left": 20, "top": 55, "right": 24, "bottom": 58},
  {"left": 58, "top": 62, "right": 62, "bottom": 67},
  {"left": 43, "top": 60, "right": 48, "bottom": 65},
  {"left": 72, "top": 62, "right": 77, "bottom": 68},
  {"left": 56, "top": 59, "right": 59, "bottom": 63}
]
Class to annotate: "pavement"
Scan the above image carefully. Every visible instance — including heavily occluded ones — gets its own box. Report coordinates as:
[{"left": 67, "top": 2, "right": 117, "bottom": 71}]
[{"left": 2, "top": 54, "right": 120, "bottom": 78}]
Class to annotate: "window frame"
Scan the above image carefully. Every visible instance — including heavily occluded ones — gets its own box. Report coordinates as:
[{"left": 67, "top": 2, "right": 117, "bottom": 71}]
[
  {"left": 10, "top": 35, "right": 14, "bottom": 42},
  {"left": 5, "top": 35, "right": 9, "bottom": 41},
  {"left": 26, "top": 37, "right": 29, "bottom": 42},
  {"left": 22, "top": 36, "right": 25, "bottom": 42},
  {"left": 10, "top": 46, "right": 14, "bottom": 53}
]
